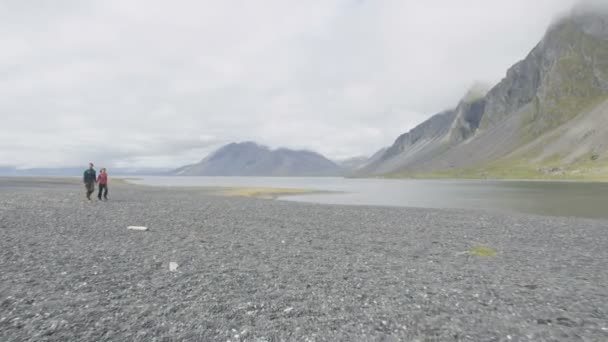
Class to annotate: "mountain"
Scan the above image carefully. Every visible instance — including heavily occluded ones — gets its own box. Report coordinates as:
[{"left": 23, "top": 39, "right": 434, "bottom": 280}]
[
  {"left": 337, "top": 156, "right": 370, "bottom": 170},
  {"left": 173, "top": 142, "right": 344, "bottom": 176},
  {"left": 358, "top": 109, "right": 456, "bottom": 175},
  {"left": 360, "top": 7, "right": 608, "bottom": 179}
]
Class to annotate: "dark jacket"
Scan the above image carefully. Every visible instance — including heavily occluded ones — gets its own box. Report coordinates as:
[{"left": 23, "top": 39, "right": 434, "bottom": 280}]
[{"left": 84, "top": 169, "right": 96, "bottom": 183}]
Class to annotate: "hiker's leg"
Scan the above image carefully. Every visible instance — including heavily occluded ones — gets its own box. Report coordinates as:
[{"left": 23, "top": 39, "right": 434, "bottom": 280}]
[
  {"left": 98, "top": 185, "right": 103, "bottom": 199},
  {"left": 103, "top": 185, "right": 108, "bottom": 199}
]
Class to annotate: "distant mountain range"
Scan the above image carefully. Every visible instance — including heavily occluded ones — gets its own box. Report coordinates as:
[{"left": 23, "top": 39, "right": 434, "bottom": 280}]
[
  {"left": 173, "top": 142, "right": 345, "bottom": 176},
  {"left": 0, "top": 167, "right": 170, "bottom": 177},
  {"left": 358, "top": 7, "right": 608, "bottom": 179}
]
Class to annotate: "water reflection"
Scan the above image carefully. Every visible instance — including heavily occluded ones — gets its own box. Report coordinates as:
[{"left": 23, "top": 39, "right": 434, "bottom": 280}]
[{"left": 128, "top": 177, "right": 608, "bottom": 219}]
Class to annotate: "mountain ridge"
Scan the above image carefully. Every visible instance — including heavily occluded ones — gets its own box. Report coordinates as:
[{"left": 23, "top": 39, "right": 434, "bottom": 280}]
[
  {"left": 359, "top": 8, "right": 608, "bottom": 180},
  {"left": 173, "top": 142, "right": 344, "bottom": 176}
]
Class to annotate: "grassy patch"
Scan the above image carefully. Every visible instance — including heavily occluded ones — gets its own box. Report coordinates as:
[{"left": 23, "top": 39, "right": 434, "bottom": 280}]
[
  {"left": 469, "top": 245, "right": 497, "bottom": 257},
  {"left": 216, "top": 187, "right": 316, "bottom": 199},
  {"left": 396, "top": 155, "right": 608, "bottom": 181}
]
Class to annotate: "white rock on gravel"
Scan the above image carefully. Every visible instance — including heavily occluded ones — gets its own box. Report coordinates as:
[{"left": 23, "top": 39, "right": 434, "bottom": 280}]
[
  {"left": 127, "top": 226, "right": 148, "bottom": 231},
  {"left": 169, "top": 262, "right": 179, "bottom": 272}
]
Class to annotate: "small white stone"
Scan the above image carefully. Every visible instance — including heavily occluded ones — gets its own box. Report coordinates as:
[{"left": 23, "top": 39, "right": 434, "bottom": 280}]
[
  {"left": 284, "top": 307, "right": 293, "bottom": 313},
  {"left": 169, "top": 262, "right": 179, "bottom": 272},
  {"left": 127, "top": 226, "right": 148, "bottom": 231}
]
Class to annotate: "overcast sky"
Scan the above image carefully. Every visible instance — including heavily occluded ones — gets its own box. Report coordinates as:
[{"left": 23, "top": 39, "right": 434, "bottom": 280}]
[{"left": 0, "top": 0, "right": 584, "bottom": 168}]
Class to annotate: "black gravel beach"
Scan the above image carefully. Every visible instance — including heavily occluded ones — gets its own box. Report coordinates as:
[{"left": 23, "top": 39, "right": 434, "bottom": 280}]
[{"left": 1, "top": 178, "right": 607, "bottom": 341}]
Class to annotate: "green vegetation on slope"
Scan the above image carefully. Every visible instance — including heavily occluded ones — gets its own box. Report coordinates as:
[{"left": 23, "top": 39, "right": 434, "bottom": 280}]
[
  {"left": 399, "top": 159, "right": 608, "bottom": 181},
  {"left": 522, "top": 23, "right": 608, "bottom": 140}
]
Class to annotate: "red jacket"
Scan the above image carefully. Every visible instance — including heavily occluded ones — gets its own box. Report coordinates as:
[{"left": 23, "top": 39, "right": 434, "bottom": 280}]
[{"left": 97, "top": 173, "right": 108, "bottom": 185}]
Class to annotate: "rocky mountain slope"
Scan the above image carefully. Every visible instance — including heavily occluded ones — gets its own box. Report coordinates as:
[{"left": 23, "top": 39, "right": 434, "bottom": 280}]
[
  {"left": 358, "top": 110, "right": 456, "bottom": 175},
  {"left": 173, "top": 142, "right": 344, "bottom": 176},
  {"left": 337, "top": 156, "right": 370, "bottom": 171},
  {"left": 360, "top": 7, "right": 608, "bottom": 179}
]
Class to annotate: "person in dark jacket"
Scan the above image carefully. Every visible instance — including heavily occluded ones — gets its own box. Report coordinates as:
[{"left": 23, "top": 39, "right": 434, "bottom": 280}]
[
  {"left": 97, "top": 168, "right": 108, "bottom": 200},
  {"left": 83, "top": 163, "right": 96, "bottom": 200}
]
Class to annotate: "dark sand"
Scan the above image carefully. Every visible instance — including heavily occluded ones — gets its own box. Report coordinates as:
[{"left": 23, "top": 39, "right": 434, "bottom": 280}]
[{"left": 0, "top": 178, "right": 607, "bottom": 341}]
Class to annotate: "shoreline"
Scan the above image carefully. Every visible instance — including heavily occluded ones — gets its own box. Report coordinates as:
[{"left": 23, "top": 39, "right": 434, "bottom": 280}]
[{"left": 4, "top": 176, "right": 608, "bottom": 220}]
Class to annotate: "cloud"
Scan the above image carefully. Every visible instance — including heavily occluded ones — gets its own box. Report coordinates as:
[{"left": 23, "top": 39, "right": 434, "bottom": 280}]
[{"left": 0, "top": 0, "right": 580, "bottom": 168}]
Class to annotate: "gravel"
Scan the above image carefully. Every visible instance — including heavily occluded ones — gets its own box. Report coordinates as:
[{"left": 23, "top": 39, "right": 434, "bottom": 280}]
[{"left": 1, "top": 178, "right": 607, "bottom": 341}]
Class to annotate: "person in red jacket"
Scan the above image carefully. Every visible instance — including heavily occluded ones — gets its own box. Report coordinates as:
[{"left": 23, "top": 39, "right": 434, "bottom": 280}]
[{"left": 97, "top": 168, "right": 109, "bottom": 200}]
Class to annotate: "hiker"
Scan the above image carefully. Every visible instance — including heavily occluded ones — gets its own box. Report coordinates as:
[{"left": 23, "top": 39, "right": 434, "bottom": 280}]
[
  {"left": 83, "top": 162, "right": 96, "bottom": 200},
  {"left": 97, "top": 168, "right": 109, "bottom": 200}
]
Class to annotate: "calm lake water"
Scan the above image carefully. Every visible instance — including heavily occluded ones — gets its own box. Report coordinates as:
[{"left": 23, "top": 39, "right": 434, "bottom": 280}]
[{"left": 127, "top": 176, "right": 608, "bottom": 219}]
